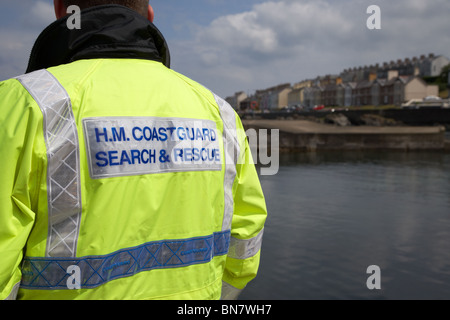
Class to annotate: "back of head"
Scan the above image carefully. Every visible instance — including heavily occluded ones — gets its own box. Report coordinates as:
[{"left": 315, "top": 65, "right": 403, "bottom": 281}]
[{"left": 63, "top": 0, "right": 149, "bottom": 17}]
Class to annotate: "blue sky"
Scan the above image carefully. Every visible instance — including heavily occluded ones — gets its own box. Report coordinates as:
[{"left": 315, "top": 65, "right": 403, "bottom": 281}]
[{"left": 1, "top": 0, "right": 450, "bottom": 97}]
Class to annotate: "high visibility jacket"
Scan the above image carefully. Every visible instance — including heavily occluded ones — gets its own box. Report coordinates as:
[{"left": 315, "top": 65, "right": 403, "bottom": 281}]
[{"left": 0, "top": 5, "right": 267, "bottom": 300}]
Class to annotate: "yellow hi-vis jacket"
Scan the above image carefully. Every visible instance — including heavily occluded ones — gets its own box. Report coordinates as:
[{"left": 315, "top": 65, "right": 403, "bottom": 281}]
[{"left": 0, "top": 5, "right": 267, "bottom": 300}]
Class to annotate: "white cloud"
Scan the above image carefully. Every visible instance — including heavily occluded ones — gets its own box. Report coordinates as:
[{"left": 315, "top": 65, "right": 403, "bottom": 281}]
[
  {"left": 171, "top": 0, "right": 450, "bottom": 97},
  {"left": 194, "top": 0, "right": 356, "bottom": 64},
  {"left": 19, "top": 0, "right": 54, "bottom": 29},
  {"left": 31, "top": 1, "right": 55, "bottom": 25},
  {"left": 171, "top": 0, "right": 366, "bottom": 95}
]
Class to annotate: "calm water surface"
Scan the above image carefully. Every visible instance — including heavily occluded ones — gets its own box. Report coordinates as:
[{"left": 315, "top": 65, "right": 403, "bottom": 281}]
[{"left": 240, "top": 151, "right": 450, "bottom": 300}]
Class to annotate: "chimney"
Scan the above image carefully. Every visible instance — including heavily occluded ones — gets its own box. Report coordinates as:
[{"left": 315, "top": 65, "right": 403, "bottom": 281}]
[
  {"left": 388, "top": 70, "right": 399, "bottom": 81},
  {"left": 369, "top": 73, "right": 377, "bottom": 82},
  {"left": 336, "top": 77, "right": 343, "bottom": 85}
]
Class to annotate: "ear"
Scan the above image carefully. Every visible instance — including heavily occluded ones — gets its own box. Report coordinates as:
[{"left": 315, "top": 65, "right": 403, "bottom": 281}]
[
  {"left": 54, "top": 0, "right": 67, "bottom": 19},
  {"left": 147, "top": 4, "right": 155, "bottom": 23}
]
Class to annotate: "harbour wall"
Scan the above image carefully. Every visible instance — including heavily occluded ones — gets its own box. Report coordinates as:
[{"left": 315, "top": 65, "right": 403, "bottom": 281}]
[
  {"left": 242, "top": 119, "right": 448, "bottom": 152},
  {"left": 252, "top": 108, "right": 450, "bottom": 127}
]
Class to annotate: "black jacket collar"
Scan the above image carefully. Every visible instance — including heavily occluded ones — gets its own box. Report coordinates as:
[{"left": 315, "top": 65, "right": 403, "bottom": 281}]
[{"left": 26, "top": 5, "right": 170, "bottom": 73}]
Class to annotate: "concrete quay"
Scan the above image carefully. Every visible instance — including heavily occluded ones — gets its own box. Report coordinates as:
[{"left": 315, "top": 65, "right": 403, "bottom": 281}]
[{"left": 242, "top": 119, "right": 448, "bottom": 152}]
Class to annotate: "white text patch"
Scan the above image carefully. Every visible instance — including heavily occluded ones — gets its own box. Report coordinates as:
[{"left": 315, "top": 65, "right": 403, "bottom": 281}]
[{"left": 83, "top": 117, "right": 222, "bottom": 179}]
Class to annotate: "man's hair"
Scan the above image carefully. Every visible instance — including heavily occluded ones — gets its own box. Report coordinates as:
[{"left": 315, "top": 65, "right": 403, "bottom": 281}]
[{"left": 63, "top": 0, "right": 149, "bottom": 17}]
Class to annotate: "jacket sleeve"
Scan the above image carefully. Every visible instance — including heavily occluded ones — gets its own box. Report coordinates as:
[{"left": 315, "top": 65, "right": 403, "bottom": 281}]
[
  {"left": 221, "top": 114, "right": 268, "bottom": 300},
  {"left": 0, "top": 80, "right": 38, "bottom": 300}
]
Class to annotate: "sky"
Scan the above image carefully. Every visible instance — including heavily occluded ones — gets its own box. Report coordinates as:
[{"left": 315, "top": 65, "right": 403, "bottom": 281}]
[{"left": 0, "top": 0, "right": 449, "bottom": 98}]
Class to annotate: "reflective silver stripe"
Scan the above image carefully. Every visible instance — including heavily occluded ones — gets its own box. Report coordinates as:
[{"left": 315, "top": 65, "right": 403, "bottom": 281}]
[
  {"left": 16, "top": 70, "right": 81, "bottom": 258},
  {"left": 228, "top": 228, "right": 264, "bottom": 260},
  {"left": 213, "top": 93, "right": 240, "bottom": 232},
  {"left": 221, "top": 281, "right": 243, "bottom": 300},
  {"left": 4, "top": 282, "right": 20, "bottom": 300}
]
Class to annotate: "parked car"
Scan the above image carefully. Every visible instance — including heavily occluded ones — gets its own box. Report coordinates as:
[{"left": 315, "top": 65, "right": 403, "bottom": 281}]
[{"left": 313, "top": 105, "right": 325, "bottom": 111}]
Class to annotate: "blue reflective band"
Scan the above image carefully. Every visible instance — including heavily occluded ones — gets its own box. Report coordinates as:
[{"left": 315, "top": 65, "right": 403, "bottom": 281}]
[{"left": 20, "top": 231, "right": 230, "bottom": 290}]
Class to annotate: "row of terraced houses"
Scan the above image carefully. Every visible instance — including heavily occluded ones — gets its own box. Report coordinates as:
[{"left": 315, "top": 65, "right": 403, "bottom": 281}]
[{"left": 226, "top": 53, "right": 449, "bottom": 111}]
